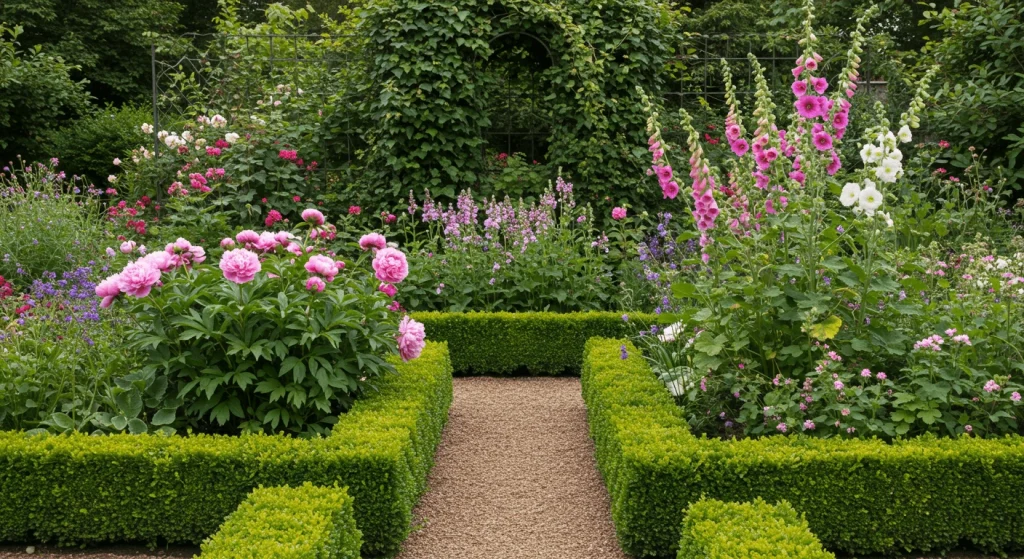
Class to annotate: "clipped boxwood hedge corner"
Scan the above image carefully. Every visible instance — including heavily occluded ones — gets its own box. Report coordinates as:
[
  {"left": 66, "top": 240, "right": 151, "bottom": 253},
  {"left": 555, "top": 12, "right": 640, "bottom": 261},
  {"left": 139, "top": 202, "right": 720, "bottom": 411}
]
[
  {"left": 582, "top": 337, "right": 1024, "bottom": 558},
  {"left": 200, "top": 483, "right": 362, "bottom": 559},
  {"left": 412, "top": 311, "right": 663, "bottom": 375},
  {"left": 678, "top": 498, "right": 834, "bottom": 559},
  {"left": 0, "top": 342, "right": 453, "bottom": 558}
]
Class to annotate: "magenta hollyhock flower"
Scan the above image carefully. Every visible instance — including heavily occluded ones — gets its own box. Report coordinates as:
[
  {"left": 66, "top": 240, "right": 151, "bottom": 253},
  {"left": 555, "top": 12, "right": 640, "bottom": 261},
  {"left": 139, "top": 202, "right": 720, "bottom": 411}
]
[
  {"left": 379, "top": 283, "right": 397, "bottom": 297},
  {"left": 794, "top": 95, "right": 824, "bottom": 119},
  {"left": 359, "top": 233, "right": 387, "bottom": 251},
  {"left": 827, "top": 152, "right": 842, "bottom": 175},
  {"left": 373, "top": 248, "right": 409, "bottom": 284},
  {"left": 804, "top": 58, "right": 818, "bottom": 71},
  {"left": 95, "top": 274, "right": 122, "bottom": 308},
  {"left": 611, "top": 207, "right": 627, "bottom": 220},
  {"left": 726, "top": 124, "right": 741, "bottom": 141},
  {"left": 810, "top": 76, "right": 828, "bottom": 94},
  {"left": 396, "top": 315, "right": 426, "bottom": 362},
  {"left": 791, "top": 80, "right": 808, "bottom": 97},
  {"left": 730, "top": 139, "right": 750, "bottom": 157},
  {"left": 219, "top": 249, "right": 261, "bottom": 284},
  {"left": 662, "top": 180, "right": 680, "bottom": 199},
  {"left": 812, "top": 132, "right": 834, "bottom": 151},
  {"left": 833, "top": 111, "right": 849, "bottom": 129},
  {"left": 305, "top": 255, "right": 338, "bottom": 281},
  {"left": 117, "top": 262, "right": 161, "bottom": 297},
  {"left": 301, "top": 208, "right": 325, "bottom": 225},
  {"left": 305, "top": 276, "right": 326, "bottom": 293},
  {"left": 654, "top": 164, "right": 673, "bottom": 186}
]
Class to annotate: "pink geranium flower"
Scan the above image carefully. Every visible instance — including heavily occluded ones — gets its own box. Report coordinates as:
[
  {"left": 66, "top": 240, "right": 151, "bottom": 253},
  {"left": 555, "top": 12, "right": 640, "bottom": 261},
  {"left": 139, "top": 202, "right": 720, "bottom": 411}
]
[{"left": 220, "top": 249, "right": 261, "bottom": 284}]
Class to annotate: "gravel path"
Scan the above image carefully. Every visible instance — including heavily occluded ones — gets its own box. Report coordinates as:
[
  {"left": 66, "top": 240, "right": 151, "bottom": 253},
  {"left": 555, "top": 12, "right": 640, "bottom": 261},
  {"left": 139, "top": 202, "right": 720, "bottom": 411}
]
[{"left": 396, "top": 376, "right": 628, "bottom": 559}]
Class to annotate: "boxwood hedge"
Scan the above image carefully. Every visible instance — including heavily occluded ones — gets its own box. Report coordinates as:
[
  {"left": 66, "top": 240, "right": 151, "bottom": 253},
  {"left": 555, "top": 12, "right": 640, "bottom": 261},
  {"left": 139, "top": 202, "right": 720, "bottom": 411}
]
[
  {"left": 0, "top": 341, "right": 453, "bottom": 557},
  {"left": 200, "top": 483, "right": 362, "bottom": 559},
  {"left": 678, "top": 498, "right": 834, "bottom": 559},
  {"left": 582, "top": 337, "right": 1024, "bottom": 558},
  {"left": 412, "top": 311, "right": 661, "bottom": 375}
]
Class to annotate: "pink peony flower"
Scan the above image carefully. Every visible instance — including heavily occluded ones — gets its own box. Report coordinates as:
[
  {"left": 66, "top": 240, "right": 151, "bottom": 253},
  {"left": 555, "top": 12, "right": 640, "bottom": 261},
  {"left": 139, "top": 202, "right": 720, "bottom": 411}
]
[
  {"left": 359, "top": 232, "right": 387, "bottom": 251},
  {"left": 379, "top": 283, "right": 397, "bottom": 297},
  {"left": 219, "top": 249, "right": 261, "bottom": 284},
  {"left": 117, "top": 262, "right": 161, "bottom": 297},
  {"left": 120, "top": 241, "right": 136, "bottom": 254},
  {"left": 95, "top": 274, "right": 122, "bottom": 308},
  {"left": 286, "top": 242, "right": 303, "bottom": 256},
  {"left": 138, "top": 251, "right": 175, "bottom": 272},
  {"left": 611, "top": 207, "right": 627, "bottom": 220},
  {"left": 301, "top": 208, "right": 325, "bottom": 225},
  {"left": 253, "top": 232, "right": 279, "bottom": 252},
  {"left": 220, "top": 238, "right": 235, "bottom": 248},
  {"left": 396, "top": 315, "right": 426, "bottom": 361},
  {"left": 236, "top": 230, "right": 260, "bottom": 246},
  {"left": 305, "top": 255, "right": 338, "bottom": 281},
  {"left": 372, "top": 247, "right": 409, "bottom": 284},
  {"left": 305, "top": 276, "right": 326, "bottom": 293}
]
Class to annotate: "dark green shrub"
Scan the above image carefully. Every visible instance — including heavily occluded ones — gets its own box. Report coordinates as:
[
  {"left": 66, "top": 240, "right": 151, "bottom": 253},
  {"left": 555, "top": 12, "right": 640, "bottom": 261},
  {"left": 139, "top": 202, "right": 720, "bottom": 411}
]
[
  {"left": 582, "top": 337, "right": 1024, "bottom": 557},
  {"left": 199, "top": 483, "right": 362, "bottom": 559},
  {"left": 678, "top": 498, "right": 834, "bottom": 559},
  {"left": 412, "top": 311, "right": 663, "bottom": 374},
  {"left": 44, "top": 105, "right": 151, "bottom": 185},
  {"left": 0, "top": 342, "right": 453, "bottom": 557}
]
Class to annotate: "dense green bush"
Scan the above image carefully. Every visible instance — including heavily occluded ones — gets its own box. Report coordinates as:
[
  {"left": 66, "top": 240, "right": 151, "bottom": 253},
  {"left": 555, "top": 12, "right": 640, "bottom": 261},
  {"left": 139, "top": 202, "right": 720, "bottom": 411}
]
[
  {"left": 43, "top": 105, "right": 151, "bottom": 185},
  {"left": 200, "top": 483, "right": 362, "bottom": 559},
  {"left": 413, "top": 311, "right": 662, "bottom": 374},
  {"left": 0, "top": 24, "right": 90, "bottom": 160},
  {"left": 582, "top": 337, "right": 1024, "bottom": 557},
  {"left": 678, "top": 498, "right": 834, "bottom": 559},
  {"left": 0, "top": 342, "right": 452, "bottom": 557}
]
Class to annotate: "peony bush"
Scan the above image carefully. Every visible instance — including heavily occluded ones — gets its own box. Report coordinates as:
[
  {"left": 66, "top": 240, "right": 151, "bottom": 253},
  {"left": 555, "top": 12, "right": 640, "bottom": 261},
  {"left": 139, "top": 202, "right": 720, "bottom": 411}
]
[{"left": 99, "top": 209, "right": 424, "bottom": 436}]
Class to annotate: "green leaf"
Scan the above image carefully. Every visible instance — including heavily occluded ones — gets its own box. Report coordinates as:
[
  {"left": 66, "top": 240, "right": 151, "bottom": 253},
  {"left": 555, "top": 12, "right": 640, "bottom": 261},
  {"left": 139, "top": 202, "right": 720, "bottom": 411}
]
[
  {"left": 808, "top": 316, "right": 842, "bottom": 341},
  {"left": 127, "top": 418, "right": 148, "bottom": 434},
  {"left": 672, "top": 282, "right": 697, "bottom": 298},
  {"left": 151, "top": 409, "right": 176, "bottom": 426},
  {"left": 51, "top": 412, "right": 74, "bottom": 430}
]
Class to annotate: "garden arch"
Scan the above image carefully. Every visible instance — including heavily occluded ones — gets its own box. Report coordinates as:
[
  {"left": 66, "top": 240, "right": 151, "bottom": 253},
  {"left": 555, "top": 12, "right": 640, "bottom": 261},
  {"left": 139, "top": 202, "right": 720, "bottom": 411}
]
[{"left": 361, "top": 0, "right": 671, "bottom": 206}]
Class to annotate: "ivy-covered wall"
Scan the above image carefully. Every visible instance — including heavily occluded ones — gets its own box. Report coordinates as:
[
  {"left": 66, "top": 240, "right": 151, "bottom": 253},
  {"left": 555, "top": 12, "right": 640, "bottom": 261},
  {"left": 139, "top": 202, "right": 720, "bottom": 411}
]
[{"left": 360, "top": 0, "right": 674, "bottom": 210}]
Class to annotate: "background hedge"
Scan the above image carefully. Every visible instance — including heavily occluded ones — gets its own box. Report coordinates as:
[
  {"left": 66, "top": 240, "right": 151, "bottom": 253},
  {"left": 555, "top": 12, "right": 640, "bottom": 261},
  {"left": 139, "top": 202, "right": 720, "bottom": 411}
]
[
  {"left": 581, "top": 337, "right": 1024, "bottom": 558},
  {"left": 412, "top": 311, "right": 662, "bottom": 375},
  {"left": 0, "top": 342, "right": 453, "bottom": 557},
  {"left": 200, "top": 483, "right": 362, "bottom": 559},
  {"left": 678, "top": 498, "right": 834, "bottom": 559}
]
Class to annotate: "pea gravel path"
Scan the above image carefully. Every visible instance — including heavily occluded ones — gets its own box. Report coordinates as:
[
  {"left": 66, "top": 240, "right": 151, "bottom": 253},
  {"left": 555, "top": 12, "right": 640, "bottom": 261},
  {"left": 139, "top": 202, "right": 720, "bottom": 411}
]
[{"left": 395, "top": 376, "right": 629, "bottom": 559}]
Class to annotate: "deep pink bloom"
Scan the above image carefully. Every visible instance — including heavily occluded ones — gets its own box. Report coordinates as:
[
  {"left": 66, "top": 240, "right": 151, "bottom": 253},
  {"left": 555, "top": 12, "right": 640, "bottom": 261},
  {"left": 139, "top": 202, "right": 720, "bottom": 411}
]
[
  {"left": 662, "top": 180, "right": 680, "bottom": 199},
  {"left": 791, "top": 80, "right": 808, "bottom": 97},
  {"left": 794, "top": 96, "right": 825, "bottom": 119},
  {"left": 95, "top": 274, "right": 122, "bottom": 308},
  {"left": 359, "top": 233, "right": 387, "bottom": 251},
  {"left": 827, "top": 152, "right": 842, "bottom": 175},
  {"left": 379, "top": 283, "right": 397, "bottom": 297},
  {"left": 348, "top": 206, "right": 361, "bottom": 215},
  {"left": 278, "top": 149, "right": 298, "bottom": 161},
  {"left": 832, "top": 111, "right": 849, "bottom": 129},
  {"left": 730, "top": 139, "right": 750, "bottom": 157},
  {"left": 725, "top": 124, "right": 741, "bottom": 141},
  {"left": 812, "top": 132, "right": 834, "bottom": 151},
  {"left": 236, "top": 230, "right": 260, "bottom": 246},
  {"left": 206, "top": 147, "right": 222, "bottom": 157},
  {"left": 301, "top": 208, "right": 325, "bottom": 225},
  {"left": 264, "top": 210, "right": 283, "bottom": 227},
  {"left": 611, "top": 207, "right": 627, "bottom": 220},
  {"left": 219, "top": 249, "right": 261, "bottom": 284},
  {"left": 305, "top": 276, "right": 326, "bottom": 293},
  {"left": 396, "top": 315, "right": 426, "bottom": 362},
  {"left": 654, "top": 164, "right": 673, "bottom": 185},
  {"left": 372, "top": 248, "right": 409, "bottom": 284},
  {"left": 810, "top": 76, "right": 828, "bottom": 94},
  {"left": 117, "top": 262, "right": 161, "bottom": 297}
]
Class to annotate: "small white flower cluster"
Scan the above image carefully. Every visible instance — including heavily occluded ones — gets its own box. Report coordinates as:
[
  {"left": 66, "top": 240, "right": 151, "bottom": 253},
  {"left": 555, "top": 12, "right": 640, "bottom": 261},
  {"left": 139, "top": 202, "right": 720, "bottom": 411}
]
[
  {"left": 839, "top": 180, "right": 889, "bottom": 225},
  {"left": 859, "top": 126, "right": 910, "bottom": 184}
]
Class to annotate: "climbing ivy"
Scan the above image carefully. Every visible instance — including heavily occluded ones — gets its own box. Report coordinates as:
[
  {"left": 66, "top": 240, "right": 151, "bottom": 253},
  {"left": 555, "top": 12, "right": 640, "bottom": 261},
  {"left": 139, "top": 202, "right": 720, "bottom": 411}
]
[{"left": 359, "top": 0, "right": 674, "bottom": 212}]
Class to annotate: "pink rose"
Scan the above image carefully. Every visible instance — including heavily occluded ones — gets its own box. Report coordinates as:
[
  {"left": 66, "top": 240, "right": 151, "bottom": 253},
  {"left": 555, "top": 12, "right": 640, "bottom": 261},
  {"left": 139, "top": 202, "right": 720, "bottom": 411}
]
[
  {"left": 379, "top": 283, "right": 397, "bottom": 297},
  {"left": 359, "top": 232, "right": 387, "bottom": 251},
  {"left": 372, "top": 247, "right": 409, "bottom": 284},
  {"left": 95, "top": 274, "right": 122, "bottom": 308},
  {"left": 301, "top": 208, "right": 325, "bottom": 225},
  {"left": 219, "top": 249, "right": 261, "bottom": 284},
  {"left": 396, "top": 315, "right": 426, "bottom": 361},
  {"left": 117, "top": 262, "right": 161, "bottom": 297},
  {"left": 305, "top": 276, "right": 326, "bottom": 293}
]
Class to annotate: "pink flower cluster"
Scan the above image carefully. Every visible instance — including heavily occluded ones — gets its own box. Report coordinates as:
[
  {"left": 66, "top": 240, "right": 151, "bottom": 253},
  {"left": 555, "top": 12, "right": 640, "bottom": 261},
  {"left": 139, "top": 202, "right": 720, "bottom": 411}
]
[
  {"left": 96, "top": 238, "right": 207, "bottom": 305},
  {"left": 913, "top": 334, "right": 945, "bottom": 351},
  {"left": 648, "top": 135, "right": 680, "bottom": 199}
]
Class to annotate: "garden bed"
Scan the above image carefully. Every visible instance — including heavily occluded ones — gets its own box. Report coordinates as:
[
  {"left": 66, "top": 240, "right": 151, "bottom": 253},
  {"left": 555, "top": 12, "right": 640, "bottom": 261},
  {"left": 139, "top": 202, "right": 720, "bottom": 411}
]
[
  {"left": 581, "top": 337, "right": 1024, "bottom": 558},
  {"left": 0, "top": 342, "right": 453, "bottom": 558}
]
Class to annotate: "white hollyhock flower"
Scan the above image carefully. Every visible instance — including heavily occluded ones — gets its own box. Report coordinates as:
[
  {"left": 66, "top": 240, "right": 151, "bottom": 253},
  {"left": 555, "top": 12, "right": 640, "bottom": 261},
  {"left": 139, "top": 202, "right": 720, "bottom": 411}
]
[
  {"left": 858, "top": 186, "right": 883, "bottom": 216},
  {"left": 840, "top": 182, "right": 861, "bottom": 207},
  {"left": 875, "top": 158, "right": 901, "bottom": 183},
  {"left": 898, "top": 125, "right": 912, "bottom": 143},
  {"left": 860, "top": 144, "right": 875, "bottom": 164},
  {"left": 889, "top": 148, "right": 903, "bottom": 162},
  {"left": 885, "top": 130, "right": 897, "bottom": 147},
  {"left": 224, "top": 132, "right": 240, "bottom": 144},
  {"left": 870, "top": 145, "right": 886, "bottom": 162},
  {"left": 881, "top": 211, "right": 894, "bottom": 228},
  {"left": 157, "top": 130, "right": 169, "bottom": 141}
]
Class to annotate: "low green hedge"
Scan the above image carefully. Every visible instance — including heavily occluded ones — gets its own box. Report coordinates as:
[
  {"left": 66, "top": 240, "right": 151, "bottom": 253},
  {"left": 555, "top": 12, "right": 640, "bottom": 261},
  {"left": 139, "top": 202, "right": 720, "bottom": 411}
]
[
  {"left": 412, "top": 311, "right": 661, "bottom": 375},
  {"left": 0, "top": 342, "right": 453, "bottom": 557},
  {"left": 582, "top": 337, "right": 1024, "bottom": 558},
  {"left": 200, "top": 483, "right": 362, "bottom": 559},
  {"left": 678, "top": 498, "right": 834, "bottom": 559}
]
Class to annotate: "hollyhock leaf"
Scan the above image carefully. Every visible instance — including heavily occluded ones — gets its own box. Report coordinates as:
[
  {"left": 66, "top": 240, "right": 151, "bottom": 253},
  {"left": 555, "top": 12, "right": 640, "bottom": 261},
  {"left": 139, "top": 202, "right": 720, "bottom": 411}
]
[{"left": 808, "top": 315, "right": 842, "bottom": 341}]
